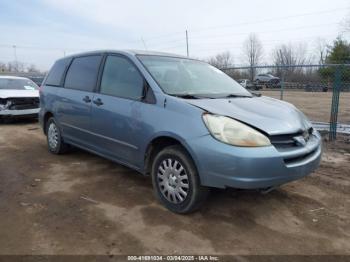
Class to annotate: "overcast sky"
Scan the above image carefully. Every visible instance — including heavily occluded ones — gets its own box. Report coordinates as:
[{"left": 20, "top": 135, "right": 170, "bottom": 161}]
[{"left": 0, "top": 0, "right": 349, "bottom": 70}]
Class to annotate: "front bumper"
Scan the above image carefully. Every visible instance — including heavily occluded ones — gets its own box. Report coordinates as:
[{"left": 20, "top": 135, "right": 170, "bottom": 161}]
[
  {"left": 0, "top": 108, "right": 40, "bottom": 116},
  {"left": 187, "top": 132, "right": 322, "bottom": 189}
]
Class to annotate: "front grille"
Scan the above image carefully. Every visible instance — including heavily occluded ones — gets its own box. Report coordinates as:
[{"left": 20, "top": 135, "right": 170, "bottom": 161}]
[
  {"left": 270, "top": 128, "right": 313, "bottom": 149},
  {"left": 8, "top": 97, "right": 39, "bottom": 110},
  {"left": 270, "top": 128, "right": 318, "bottom": 166}
]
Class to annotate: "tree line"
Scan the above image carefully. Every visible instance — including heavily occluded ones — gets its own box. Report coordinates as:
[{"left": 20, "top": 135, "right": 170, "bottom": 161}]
[
  {"left": 207, "top": 34, "right": 350, "bottom": 82},
  {"left": 207, "top": 13, "right": 350, "bottom": 82},
  {"left": 0, "top": 61, "right": 42, "bottom": 74},
  {"left": 207, "top": 34, "right": 350, "bottom": 69}
]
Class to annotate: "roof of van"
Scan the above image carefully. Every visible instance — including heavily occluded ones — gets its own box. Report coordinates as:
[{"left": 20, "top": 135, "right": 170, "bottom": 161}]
[{"left": 58, "top": 49, "right": 190, "bottom": 61}]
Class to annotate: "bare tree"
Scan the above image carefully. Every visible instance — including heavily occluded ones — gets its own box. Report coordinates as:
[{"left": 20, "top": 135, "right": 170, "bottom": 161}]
[
  {"left": 27, "top": 64, "right": 40, "bottom": 73},
  {"left": 0, "top": 60, "right": 42, "bottom": 73},
  {"left": 6, "top": 61, "right": 25, "bottom": 72},
  {"left": 207, "top": 51, "right": 234, "bottom": 69},
  {"left": 271, "top": 42, "right": 313, "bottom": 80},
  {"left": 341, "top": 11, "right": 350, "bottom": 32},
  {"left": 242, "top": 33, "right": 263, "bottom": 80},
  {"left": 314, "top": 38, "right": 329, "bottom": 64},
  {"left": 272, "top": 42, "right": 314, "bottom": 67}
]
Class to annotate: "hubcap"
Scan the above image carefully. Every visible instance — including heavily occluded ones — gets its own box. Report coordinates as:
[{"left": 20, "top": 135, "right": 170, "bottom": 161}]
[
  {"left": 157, "top": 158, "right": 189, "bottom": 204},
  {"left": 48, "top": 123, "right": 59, "bottom": 149}
]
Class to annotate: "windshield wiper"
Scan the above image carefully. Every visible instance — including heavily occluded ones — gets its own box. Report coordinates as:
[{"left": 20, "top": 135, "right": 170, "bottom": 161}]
[
  {"left": 223, "top": 94, "right": 252, "bottom": 98},
  {"left": 168, "top": 93, "right": 211, "bottom": 99},
  {"left": 251, "top": 92, "right": 262, "bottom": 97}
]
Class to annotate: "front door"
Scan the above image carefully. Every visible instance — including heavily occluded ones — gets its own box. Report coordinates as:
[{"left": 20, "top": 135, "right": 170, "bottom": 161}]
[{"left": 90, "top": 55, "right": 146, "bottom": 167}]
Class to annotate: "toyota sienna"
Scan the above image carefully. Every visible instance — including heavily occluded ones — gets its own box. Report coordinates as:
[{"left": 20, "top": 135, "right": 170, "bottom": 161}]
[{"left": 39, "top": 50, "right": 322, "bottom": 213}]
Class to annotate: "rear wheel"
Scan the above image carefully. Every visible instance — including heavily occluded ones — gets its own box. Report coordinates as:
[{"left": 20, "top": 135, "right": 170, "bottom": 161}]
[
  {"left": 46, "top": 117, "right": 69, "bottom": 154},
  {"left": 151, "top": 145, "right": 209, "bottom": 214}
]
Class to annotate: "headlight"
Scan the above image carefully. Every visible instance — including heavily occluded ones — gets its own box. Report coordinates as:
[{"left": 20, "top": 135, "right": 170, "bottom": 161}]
[{"left": 202, "top": 114, "right": 271, "bottom": 147}]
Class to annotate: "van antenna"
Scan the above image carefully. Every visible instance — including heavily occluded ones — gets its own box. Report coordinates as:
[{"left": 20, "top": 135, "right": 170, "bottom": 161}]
[{"left": 141, "top": 37, "right": 148, "bottom": 51}]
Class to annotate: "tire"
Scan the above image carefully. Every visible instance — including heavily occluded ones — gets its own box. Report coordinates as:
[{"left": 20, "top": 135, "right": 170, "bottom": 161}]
[
  {"left": 0, "top": 117, "right": 12, "bottom": 124},
  {"left": 151, "top": 145, "right": 209, "bottom": 214},
  {"left": 46, "top": 117, "right": 69, "bottom": 154}
]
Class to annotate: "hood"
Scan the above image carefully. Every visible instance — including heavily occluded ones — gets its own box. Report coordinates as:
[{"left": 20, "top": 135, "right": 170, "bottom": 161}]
[
  {"left": 0, "top": 89, "right": 39, "bottom": 99},
  {"left": 185, "top": 96, "right": 311, "bottom": 135}
]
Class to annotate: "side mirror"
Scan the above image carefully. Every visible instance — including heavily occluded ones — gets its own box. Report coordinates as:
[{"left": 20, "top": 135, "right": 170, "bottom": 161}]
[
  {"left": 142, "top": 80, "right": 156, "bottom": 104},
  {"left": 141, "top": 79, "right": 148, "bottom": 99}
]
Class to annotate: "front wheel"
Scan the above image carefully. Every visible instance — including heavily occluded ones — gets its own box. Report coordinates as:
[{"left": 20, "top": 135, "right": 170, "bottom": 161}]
[
  {"left": 46, "top": 117, "right": 69, "bottom": 154},
  {"left": 151, "top": 145, "right": 209, "bottom": 214}
]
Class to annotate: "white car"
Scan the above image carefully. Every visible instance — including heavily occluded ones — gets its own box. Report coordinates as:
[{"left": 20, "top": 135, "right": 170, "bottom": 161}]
[{"left": 0, "top": 76, "right": 40, "bottom": 118}]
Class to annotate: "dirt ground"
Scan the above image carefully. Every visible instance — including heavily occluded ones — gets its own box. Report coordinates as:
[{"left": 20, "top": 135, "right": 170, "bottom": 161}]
[
  {"left": 260, "top": 90, "right": 350, "bottom": 123},
  {"left": 0, "top": 120, "right": 349, "bottom": 256}
]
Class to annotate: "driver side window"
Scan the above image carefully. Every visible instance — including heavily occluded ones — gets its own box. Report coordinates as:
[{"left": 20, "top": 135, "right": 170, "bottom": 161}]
[{"left": 100, "top": 55, "right": 144, "bottom": 100}]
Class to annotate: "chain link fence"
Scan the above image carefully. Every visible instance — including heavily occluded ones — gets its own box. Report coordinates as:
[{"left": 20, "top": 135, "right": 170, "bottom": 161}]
[
  {"left": 1, "top": 65, "right": 349, "bottom": 141},
  {"left": 222, "top": 64, "right": 350, "bottom": 141}
]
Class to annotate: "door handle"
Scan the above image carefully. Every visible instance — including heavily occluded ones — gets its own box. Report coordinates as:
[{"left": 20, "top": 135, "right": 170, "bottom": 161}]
[
  {"left": 93, "top": 98, "right": 103, "bottom": 106},
  {"left": 83, "top": 96, "right": 91, "bottom": 103}
]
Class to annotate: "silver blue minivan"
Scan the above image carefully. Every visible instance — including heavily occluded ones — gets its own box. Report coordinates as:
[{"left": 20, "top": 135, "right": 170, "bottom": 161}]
[{"left": 39, "top": 50, "right": 322, "bottom": 213}]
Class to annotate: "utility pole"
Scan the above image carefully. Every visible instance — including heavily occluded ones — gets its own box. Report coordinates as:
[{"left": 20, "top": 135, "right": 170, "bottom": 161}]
[
  {"left": 13, "top": 45, "right": 18, "bottom": 72},
  {"left": 279, "top": 49, "right": 285, "bottom": 101},
  {"left": 186, "top": 30, "right": 189, "bottom": 57}
]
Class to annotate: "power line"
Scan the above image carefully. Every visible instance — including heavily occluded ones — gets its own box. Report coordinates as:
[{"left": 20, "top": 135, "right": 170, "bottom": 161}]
[
  {"left": 0, "top": 44, "right": 89, "bottom": 52},
  {"left": 188, "top": 22, "right": 340, "bottom": 40},
  {"left": 158, "top": 33, "right": 340, "bottom": 53},
  {"left": 148, "top": 22, "right": 340, "bottom": 49},
  {"left": 0, "top": 8, "right": 347, "bottom": 54},
  {"left": 0, "top": 29, "right": 341, "bottom": 56},
  {"left": 143, "top": 6, "right": 349, "bottom": 42},
  {"left": 187, "top": 7, "right": 349, "bottom": 33}
]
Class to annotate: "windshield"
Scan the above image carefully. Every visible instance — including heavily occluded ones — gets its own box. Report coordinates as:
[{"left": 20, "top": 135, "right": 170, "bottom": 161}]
[
  {"left": 138, "top": 55, "right": 251, "bottom": 98},
  {"left": 0, "top": 78, "right": 38, "bottom": 90}
]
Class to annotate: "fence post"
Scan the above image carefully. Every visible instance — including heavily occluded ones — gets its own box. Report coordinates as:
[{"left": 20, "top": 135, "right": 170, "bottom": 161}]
[
  {"left": 280, "top": 68, "right": 285, "bottom": 100},
  {"left": 329, "top": 66, "right": 341, "bottom": 141}
]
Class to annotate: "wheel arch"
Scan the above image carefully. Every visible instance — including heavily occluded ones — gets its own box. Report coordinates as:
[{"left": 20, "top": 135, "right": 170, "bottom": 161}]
[
  {"left": 43, "top": 111, "right": 54, "bottom": 134},
  {"left": 143, "top": 134, "right": 199, "bottom": 178}
]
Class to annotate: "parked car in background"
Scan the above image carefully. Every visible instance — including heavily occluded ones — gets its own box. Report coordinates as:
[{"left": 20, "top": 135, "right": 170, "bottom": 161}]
[
  {"left": 29, "top": 76, "right": 45, "bottom": 87},
  {"left": 0, "top": 76, "right": 40, "bottom": 119},
  {"left": 254, "top": 74, "right": 280, "bottom": 88},
  {"left": 305, "top": 83, "right": 328, "bottom": 92},
  {"left": 40, "top": 50, "right": 322, "bottom": 214},
  {"left": 238, "top": 79, "right": 261, "bottom": 90}
]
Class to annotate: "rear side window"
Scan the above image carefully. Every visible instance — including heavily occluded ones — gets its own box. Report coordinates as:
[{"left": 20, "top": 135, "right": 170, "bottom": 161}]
[
  {"left": 45, "top": 58, "right": 71, "bottom": 86},
  {"left": 100, "top": 55, "right": 144, "bottom": 100},
  {"left": 64, "top": 55, "right": 102, "bottom": 92}
]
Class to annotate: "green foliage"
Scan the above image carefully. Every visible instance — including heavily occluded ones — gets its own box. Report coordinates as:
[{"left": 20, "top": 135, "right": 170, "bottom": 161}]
[
  {"left": 326, "top": 37, "right": 350, "bottom": 64},
  {"left": 319, "top": 37, "right": 350, "bottom": 82}
]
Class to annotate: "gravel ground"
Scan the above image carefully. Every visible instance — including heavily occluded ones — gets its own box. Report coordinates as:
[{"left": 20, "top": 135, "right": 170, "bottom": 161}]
[{"left": 0, "top": 120, "right": 349, "bottom": 255}]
